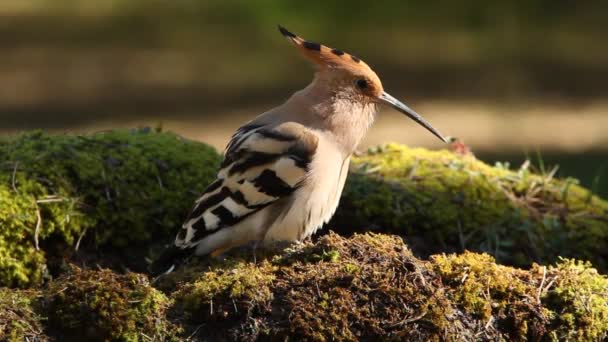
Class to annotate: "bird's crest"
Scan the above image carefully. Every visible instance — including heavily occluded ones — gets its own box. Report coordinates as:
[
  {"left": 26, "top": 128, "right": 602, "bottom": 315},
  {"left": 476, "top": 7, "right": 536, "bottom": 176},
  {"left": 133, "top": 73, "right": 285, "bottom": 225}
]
[{"left": 278, "top": 25, "right": 375, "bottom": 76}]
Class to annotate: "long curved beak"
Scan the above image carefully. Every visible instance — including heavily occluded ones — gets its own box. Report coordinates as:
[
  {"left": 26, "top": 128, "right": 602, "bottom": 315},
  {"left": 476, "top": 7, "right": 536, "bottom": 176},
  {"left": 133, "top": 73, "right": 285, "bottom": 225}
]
[{"left": 380, "top": 92, "right": 447, "bottom": 143}]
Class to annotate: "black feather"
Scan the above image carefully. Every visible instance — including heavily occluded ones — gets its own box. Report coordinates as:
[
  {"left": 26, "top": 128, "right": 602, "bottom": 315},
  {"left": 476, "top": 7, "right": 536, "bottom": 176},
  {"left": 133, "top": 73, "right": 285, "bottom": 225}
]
[
  {"left": 253, "top": 169, "right": 293, "bottom": 197},
  {"left": 303, "top": 41, "right": 321, "bottom": 51},
  {"left": 278, "top": 25, "right": 296, "bottom": 38}
]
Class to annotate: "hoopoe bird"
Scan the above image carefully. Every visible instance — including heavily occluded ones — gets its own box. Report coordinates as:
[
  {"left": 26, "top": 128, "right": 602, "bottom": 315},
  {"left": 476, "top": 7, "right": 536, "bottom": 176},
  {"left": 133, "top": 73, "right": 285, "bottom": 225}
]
[{"left": 150, "top": 26, "right": 446, "bottom": 275}]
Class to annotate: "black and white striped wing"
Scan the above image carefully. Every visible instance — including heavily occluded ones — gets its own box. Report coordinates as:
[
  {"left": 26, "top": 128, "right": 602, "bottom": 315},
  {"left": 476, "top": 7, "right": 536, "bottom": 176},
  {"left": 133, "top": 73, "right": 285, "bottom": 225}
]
[{"left": 174, "top": 122, "right": 318, "bottom": 248}]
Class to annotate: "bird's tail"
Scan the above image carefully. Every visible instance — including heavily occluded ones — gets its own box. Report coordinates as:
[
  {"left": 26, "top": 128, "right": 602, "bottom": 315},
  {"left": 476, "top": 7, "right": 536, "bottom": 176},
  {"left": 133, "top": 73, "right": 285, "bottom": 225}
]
[{"left": 148, "top": 245, "right": 194, "bottom": 276}]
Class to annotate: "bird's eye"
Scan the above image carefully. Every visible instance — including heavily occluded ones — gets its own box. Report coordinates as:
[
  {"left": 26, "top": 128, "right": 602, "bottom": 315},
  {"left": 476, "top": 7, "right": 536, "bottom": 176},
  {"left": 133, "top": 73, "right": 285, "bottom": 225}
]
[{"left": 355, "top": 79, "right": 368, "bottom": 90}]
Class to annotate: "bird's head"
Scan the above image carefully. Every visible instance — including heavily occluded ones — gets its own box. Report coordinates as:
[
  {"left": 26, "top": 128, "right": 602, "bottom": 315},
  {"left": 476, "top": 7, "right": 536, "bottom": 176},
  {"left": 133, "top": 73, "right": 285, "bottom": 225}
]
[{"left": 278, "top": 25, "right": 446, "bottom": 143}]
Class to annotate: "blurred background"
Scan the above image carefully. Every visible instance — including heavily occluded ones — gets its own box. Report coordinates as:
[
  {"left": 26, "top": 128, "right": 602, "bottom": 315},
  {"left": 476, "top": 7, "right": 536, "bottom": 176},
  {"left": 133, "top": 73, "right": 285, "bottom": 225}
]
[{"left": 1, "top": 0, "right": 607, "bottom": 196}]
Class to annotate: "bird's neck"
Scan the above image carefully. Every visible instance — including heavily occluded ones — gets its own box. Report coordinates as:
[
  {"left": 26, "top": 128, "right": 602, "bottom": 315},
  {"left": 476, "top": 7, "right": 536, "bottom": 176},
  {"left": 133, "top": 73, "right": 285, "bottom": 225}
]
[{"left": 287, "top": 74, "right": 377, "bottom": 155}]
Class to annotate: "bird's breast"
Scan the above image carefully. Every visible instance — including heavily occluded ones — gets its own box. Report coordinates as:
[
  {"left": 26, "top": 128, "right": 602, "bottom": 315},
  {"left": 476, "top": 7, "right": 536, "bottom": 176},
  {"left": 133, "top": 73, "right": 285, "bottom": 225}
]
[{"left": 263, "top": 135, "right": 350, "bottom": 242}]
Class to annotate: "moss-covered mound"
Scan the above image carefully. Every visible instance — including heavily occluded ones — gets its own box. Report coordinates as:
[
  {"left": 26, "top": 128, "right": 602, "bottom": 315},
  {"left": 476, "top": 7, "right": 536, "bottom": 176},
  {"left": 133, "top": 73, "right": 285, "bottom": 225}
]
[
  {"left": 1, "top": 131, "right": 607, "bottom": 290},
  {"left": 0, "top": 129, "right": 220, "bottom": 287},
  {"left": 0, "top": 233, "right": 607, "bottom": 341},
  {"left": 163, "top": 233, "right": 608, "bottom": 341},
  {"left": 333, "top": 144, "right": 608, "bottom": 270},
  {"left": 0, "top": 288, "right": 47, "bottom": 341},
  {"left": 42, "top": 267, "right": 177, "bottom": 341}
]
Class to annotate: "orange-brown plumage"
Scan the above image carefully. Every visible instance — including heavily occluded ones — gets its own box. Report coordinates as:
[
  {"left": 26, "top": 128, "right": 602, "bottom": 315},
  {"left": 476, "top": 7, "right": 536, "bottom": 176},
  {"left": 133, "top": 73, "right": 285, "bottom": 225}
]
[{"left": 278, "top": 25, "right": 383, "bottom": 98}]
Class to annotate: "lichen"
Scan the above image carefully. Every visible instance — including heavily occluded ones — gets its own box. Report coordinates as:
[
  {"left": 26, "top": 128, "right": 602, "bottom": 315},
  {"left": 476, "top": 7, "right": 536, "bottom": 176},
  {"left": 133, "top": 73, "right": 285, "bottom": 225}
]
[
  {"left": 0, "top": 288, "right": 47, "bottom": 341},
  {"left": 333, "top": 143, "right": 608, "bottom": 271},
  {"left": 0, "top": 129, "right": 220, "bottom": 287},
  {"left": 43, "top": 267, "right": 179, "bottom": 341}
]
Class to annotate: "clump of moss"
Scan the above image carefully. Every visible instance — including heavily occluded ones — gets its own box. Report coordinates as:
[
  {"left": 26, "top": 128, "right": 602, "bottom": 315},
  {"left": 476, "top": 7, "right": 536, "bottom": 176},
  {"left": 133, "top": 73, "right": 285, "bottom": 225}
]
[
  {"left": 163, "top": 233, "right": 608, "bottom": 340},
  {"left": 544, "top": 259, "right": 608, "bottom": 340},
  {"left": 43, "top": 267, "right": 178, "bottom": 341},
  {"left": 0, "top": 184, "right": 50, "bottom": 287},
  {"left": 434, "top": 252, "right": 608, "bottom": 341},
  {"left": 0, "top": 129, "right": 220, "bottom": 287},
  {"left": 2, "top": 132, "right": 607, "bottom": 287},
  {"left": 0, "top": 288, "right": 47, "bottom": 341},
  {"left": 2, "top": 233, "right": 607, "bottom": 340},
  {"left": 168, "top": 233, "right": 469, "bottom": 340},
  {"left": 268, "top": 233, "right": 464, "bottom": 341},
  {"left": 333, "top": 143, "right": 608, "bottom": 271},
  {"left": 433, "top": 252, "right": 550, "bottom": 339},
  {"left": 172, "top": 261, "right": 275, "bottom": 325}
]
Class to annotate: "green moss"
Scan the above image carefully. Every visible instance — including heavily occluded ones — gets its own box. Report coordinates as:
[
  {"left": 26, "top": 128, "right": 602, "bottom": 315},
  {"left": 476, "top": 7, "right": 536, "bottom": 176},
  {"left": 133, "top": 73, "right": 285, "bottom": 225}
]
[
  {"left": 0, "top": 184, "right": 48, "bottom": 287},
  {"left": 3, "top": 233, "right": 607, "bottom": 340},
  {"left": 333, "top": 143, "right": 608, "bottom": 271},
  {"left": 168, "top": 233, "right": 467, "bottom": 340},
  {"left": 43, "top": 267, "right": 178, "bottom": 341},
  {"left": 0, "top": 288, "right": 47, "bottom": 341},
  {"left": 0, "top": 129, "right": 220, "bottom": 287},
  {"left": 269, "top": 233, "right": 460, "bottom": 341},
  {"left": 544, "top": 259, "right": 608, "bottom": 341},
  {"left": 433, "top": 252, "right": 551, "bottom": 339},
  {"left": 2, "top": 132, "right": 606, "bottom": 288},
  {"left": 433, "top": 252, "right": 608, "bottom": 341},
  {"left": 165, "top": 233, "right": 608, "bottom": 340},
  {"left": 2, "top": 130, "right": 607, "bottom": 339},
  {"left": 173, "top": 261, "right": 275, "bottom": 322}
]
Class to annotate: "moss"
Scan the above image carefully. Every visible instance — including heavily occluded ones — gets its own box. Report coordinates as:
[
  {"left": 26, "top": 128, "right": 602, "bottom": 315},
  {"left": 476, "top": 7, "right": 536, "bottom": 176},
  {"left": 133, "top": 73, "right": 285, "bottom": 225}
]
[
  {"left": 173, "top": 261, "right": 275, "bottom": 320},
  {"left": 433, "top": 252, "right": 608, "bottom": 341},
  {"left": 0, "top": 184, "right": 49, "bottom": 287},
  {"left": 163, "top": 233, "right": 608, "bottom": 340},
  {"left": 2, "top": 132, "right": 606, "bottom": 287},
  {"left": 2, "top": 130, "right": 607, "bottom": 339},
  {"left": 544, "top": 259, "right": 608, "bottom": 341},
  {"left": 0, "top": 288, "right": 47, "bottom": 341},
  {"left": 333, "top": 143, "right": 608, "bottom": 271},
  {"left": 161, "top": 258, "right": 273, "bottom": 341},
  {"left": 433, "top": 252, "right": 551, "bottom": 339},
  {"left": 0, "top": 129, "right": 220, "bottom": 287},
  {"left": 267, "top": 233, "right": 463, "bottom": 341},
  {"left": 43, "top": 267, "right": 179, "bottom": 341},
  {"left": 2, "top": 233, "right": 607, "bottom": 340}
]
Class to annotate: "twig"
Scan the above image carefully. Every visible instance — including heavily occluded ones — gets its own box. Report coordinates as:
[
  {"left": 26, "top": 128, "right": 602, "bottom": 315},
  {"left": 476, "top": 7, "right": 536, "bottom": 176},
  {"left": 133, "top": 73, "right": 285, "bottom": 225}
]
[
  {"left": 36, "top": 197, "right": 67, "bottom": 204},
  {"left": 543, "top": 276, "right": 557, "bottom": 294},
  {"left": 484, "top": 315, "right": 494, "bottom": 330},
  {"left": 315, "top": 281, "right": 322, "bottom": 298},
  {"left": 34, "top": 203, "right": 42, "bottom": 251},
  {"left": 388, "top": 310, "right": 427, "bottom": 328},
  {"left": 537, "top": 266, "right": 547, "bottom": 303},
  {"left": 11, "top": 162, "right": 19, "bottom": 193},
  {"left": 74, "top": 227, "right": 88, "bottom": 251},
  {"left": 187, "top": 324, "right": 205, "bottom": 340},
  {"left": 50, "top": 287, "right": 69, "bottom": 296},
  {"left": 157, "top": 174, "right": 164, "bottom": 189}
]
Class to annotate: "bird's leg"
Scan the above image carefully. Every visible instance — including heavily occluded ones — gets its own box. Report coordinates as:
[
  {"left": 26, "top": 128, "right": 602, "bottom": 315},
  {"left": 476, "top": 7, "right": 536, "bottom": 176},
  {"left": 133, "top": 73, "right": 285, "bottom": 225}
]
[{"left": 252, "top": 241, "right": 258, "bottom": 264}]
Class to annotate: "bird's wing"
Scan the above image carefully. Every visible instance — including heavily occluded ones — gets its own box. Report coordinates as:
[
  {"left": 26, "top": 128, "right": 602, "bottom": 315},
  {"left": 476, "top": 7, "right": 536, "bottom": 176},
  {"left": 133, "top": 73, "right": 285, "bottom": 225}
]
[{"left": 175, "top": 121, "right": 319, "bottom": 248}]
